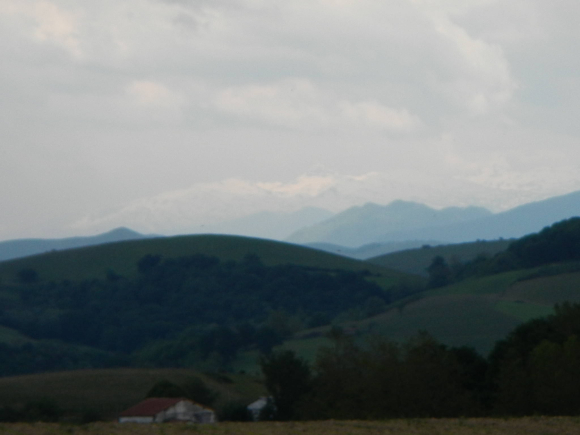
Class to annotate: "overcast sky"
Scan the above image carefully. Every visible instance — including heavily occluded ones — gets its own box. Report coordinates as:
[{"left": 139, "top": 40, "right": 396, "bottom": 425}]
[{"left": 2, "top": 0, "right": 580, "bottom": 239}]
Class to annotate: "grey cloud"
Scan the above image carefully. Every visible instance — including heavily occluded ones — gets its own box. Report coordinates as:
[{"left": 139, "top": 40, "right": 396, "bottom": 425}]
[{"left": 1, "top": 0, "right": 579, "bottom": 239}]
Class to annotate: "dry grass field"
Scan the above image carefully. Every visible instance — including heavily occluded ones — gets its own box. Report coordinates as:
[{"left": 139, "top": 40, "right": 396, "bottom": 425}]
[{"left": 2, "top": 418, "right": 580, "bottom": 435}]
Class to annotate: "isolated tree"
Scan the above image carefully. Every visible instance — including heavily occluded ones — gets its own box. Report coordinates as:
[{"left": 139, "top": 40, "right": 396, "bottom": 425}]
[{"left": 427, "top": 256, "right": 452, "bottom": 288}]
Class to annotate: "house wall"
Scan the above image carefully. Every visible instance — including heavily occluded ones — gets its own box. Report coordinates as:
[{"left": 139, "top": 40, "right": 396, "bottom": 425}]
[
  {"left": 195, "top": 410, "right": 216, "bottom": 423},
  {"left": 155, "top": 401, "right": 216, "bottom": 423},
  {"left": 120, "top": 400, "right": 216, "bottom": 424},
  {"left": 248, "top": 397, "right": 272, "bottom": 421}
]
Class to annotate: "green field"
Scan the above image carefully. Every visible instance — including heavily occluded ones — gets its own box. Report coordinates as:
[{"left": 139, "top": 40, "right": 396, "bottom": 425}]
[
  {"left": 369, "top": 239, "right": 512, "bottom": 276},
  {"left": 275, "top": 294, "right": 521, "bottom": 356},
  {"left": 0, "top": 234, "right": 415, "bottom": 290},
  {"left": 0, "top": 368, "right": 266, "bottom": 421},
  {"left": 273, "top": 267, "right": 580, "bottom": 357},
  {"left": 2, "top": 417, "right": 580, "bottom": 434},
  {"left": 0, "top": 325, "right": 31, "bottom": 345}
]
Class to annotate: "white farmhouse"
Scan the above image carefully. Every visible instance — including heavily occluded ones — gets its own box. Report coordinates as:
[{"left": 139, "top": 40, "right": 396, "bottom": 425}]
[
  {"left": 247, "top": 396, "right": 274, "bottom": 421},
  {"left": 119, "top": 397, "right": 215, "bottom": 424}
]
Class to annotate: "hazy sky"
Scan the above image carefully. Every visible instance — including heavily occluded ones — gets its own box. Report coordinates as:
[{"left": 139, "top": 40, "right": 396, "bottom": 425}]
[{"left": 2, "top": 0, "right": 580, "bottom": 239}]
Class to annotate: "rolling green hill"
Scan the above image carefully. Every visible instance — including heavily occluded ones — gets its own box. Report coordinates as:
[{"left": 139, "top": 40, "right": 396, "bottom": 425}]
[
  {"left": 368, "top": 239, "right": 512, "bottom": 276},
  {"left": 0, "top": 234, "right": 425, "bottom": 379},
  {"left": 276, "top": 267, "right": 580, "bottom": 358},
  {"left": 0, "top": 227, "right": 150, "bottom": 263},
  {"left": 0, "top": 234, "right": 412, "bottom": 289},
  {"left": 3, "top": 221, "right": 580, "bottom": 378},
  {"left": 3, "top": 222, "right": 580, "bottom": 422},
  {"left": 329, "top": 220, "right": 580, "bottom": 355}
]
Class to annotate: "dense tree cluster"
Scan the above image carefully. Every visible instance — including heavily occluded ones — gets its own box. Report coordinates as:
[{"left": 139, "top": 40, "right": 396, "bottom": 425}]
[
  {"left": 261, "top": 303, "right": 580, "bottom": 420},
  {"left": 508, "top": 217, "right": 580, "bottom": 268},
  {"left": 489, "top": 302, "right": 580, "bottom": 415},
  {"left": 261, "top": 333, "right": 487, "bottom": 420},
  {"left": 427, "top": 217, "right": 580, "bottom": 286},
  {"left": 0, "top": 253, "right": 392, "bottom": 373}
]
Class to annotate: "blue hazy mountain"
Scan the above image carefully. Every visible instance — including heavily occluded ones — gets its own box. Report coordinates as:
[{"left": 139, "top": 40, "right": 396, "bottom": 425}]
[
  {"left": 0, "top": 227, "right": 152, "bottom": 262},
  {"left": 286, "top": 201, "right": 492, "bottom": 247},
  {"left": 377, "top": 189, "right": 580, "bottom": 243},
  {"left": 286, "top": 190, "right": 580, "bottom": 247}
]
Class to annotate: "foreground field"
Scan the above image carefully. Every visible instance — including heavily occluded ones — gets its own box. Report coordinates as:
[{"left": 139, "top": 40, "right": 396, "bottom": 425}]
[
  {"left": 2, "top": 418, "right": 580, "bottom": 435},
  {"left": 0, "top": 368, "right": 266, "bottom": 421}
]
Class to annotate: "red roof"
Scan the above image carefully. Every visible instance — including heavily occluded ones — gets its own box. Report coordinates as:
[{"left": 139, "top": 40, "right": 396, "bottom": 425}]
[{"left": 119, "top": 398, "right": 187, "bottom": 417}]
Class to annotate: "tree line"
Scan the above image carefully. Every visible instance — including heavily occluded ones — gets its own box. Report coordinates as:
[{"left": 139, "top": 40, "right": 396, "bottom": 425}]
[
  {"left": 260, "top": 302, "right": 580, "bottom": 419},
  {"left": 0, "top": 253, "right": 404, "bottom": 375},
  {"left": 427, "top": 217, "right": 580, "bottom": 288}
]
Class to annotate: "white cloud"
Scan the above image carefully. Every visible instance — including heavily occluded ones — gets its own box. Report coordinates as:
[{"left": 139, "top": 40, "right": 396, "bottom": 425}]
[
  {"left": 0, "top": 0, "right": 83, "bottom": 57},
  {"left": 71, "top": 160, "right": 580, "bottom": 236},
  {"left": 213, "top": 78, "right": 421, "bottom": 131},
  {"left": 126, "top": 80, "right": 186, "bottom": 117},
  {"left": 339, "top": 101, "right": 420, "bottom": 132},
  {"left": 71, "top": 175, "right": 344, "bottom": 235},
  {"left": 213, "top": 79, "right": 332, "bottom": 129},
  {"left": 32, "top": 1, "right": 82, "bottom": 57},
  {"left": 411, "top": 0, "right": 517, "bottom": 116}
]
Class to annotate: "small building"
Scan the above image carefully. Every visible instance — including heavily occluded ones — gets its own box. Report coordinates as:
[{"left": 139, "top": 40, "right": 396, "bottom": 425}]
[
  {"left": 119, "top": 397, "right": 216, "bottom": 424},
  {"left": 247, "top": 396, "right": 274, "bottom": 421}
]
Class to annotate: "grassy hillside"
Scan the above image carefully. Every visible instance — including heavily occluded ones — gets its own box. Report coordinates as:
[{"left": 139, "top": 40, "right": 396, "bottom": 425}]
[
  {"left": 2, "top": 220, "right": 579, "bottom": 375},
  {"left": 0, "top": 227, "right": 148, "bottom": 263},
  {"left": 505, "top": 272, "right": 580, "bottom": 305},
  {"left": 0, "top": 368, "right": 265, "bottom": 420},
  {"left": 0, "top": 325, "right": 31, "bottom": 345},
  {"left": 304, "top": 240, "right": 445, "bottom": 260},
  {"left": 0, "top": 234, "right": 412, "bottom": 289},
  {"left": 0, "top": 234, "right": 424, "bottom": 379},
  {"left": 273, "top": 267, "right": 580, "bottom": 358},
  {"left": 368, "top": 239, "right": 512, "bottom": 276}
]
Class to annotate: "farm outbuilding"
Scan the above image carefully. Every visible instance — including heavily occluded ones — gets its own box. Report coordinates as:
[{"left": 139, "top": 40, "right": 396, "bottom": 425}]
[
  {"left": 118, "top": 397, "right": 216, "bottom": 424},
  {"left": 247, "top": 396, "right": 274, "bottom": 421}
]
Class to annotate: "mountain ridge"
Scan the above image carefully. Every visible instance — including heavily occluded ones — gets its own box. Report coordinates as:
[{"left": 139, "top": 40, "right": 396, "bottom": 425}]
[
  {"left": 377, "top": 189, "right": 580, "bottom": 243},
  {"left": 286, "top": 200, "right": 492, "bottom": 247},
  {"left": 0, "top": 227, "right": 152, "bottom": 262},
  {"left": 287, "top": 190, "right": 580, "bottom": 247}
]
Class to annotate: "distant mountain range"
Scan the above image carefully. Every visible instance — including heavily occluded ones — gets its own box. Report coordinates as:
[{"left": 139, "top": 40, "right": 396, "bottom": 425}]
[
  {"left": 287, "top": 200, "right": 492, "bottom": 247},
  {"left": 3, "top": 189, "right": 580, "bottom": 263},
  {"left": 380, "top": 189, "right": 580, "bottom": 243},
  {"left": 0, "top": 227, "right": 152, "bottom": 262},
  {"left": 286, "top": 189, "right": 580, "bottom": 248}
]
